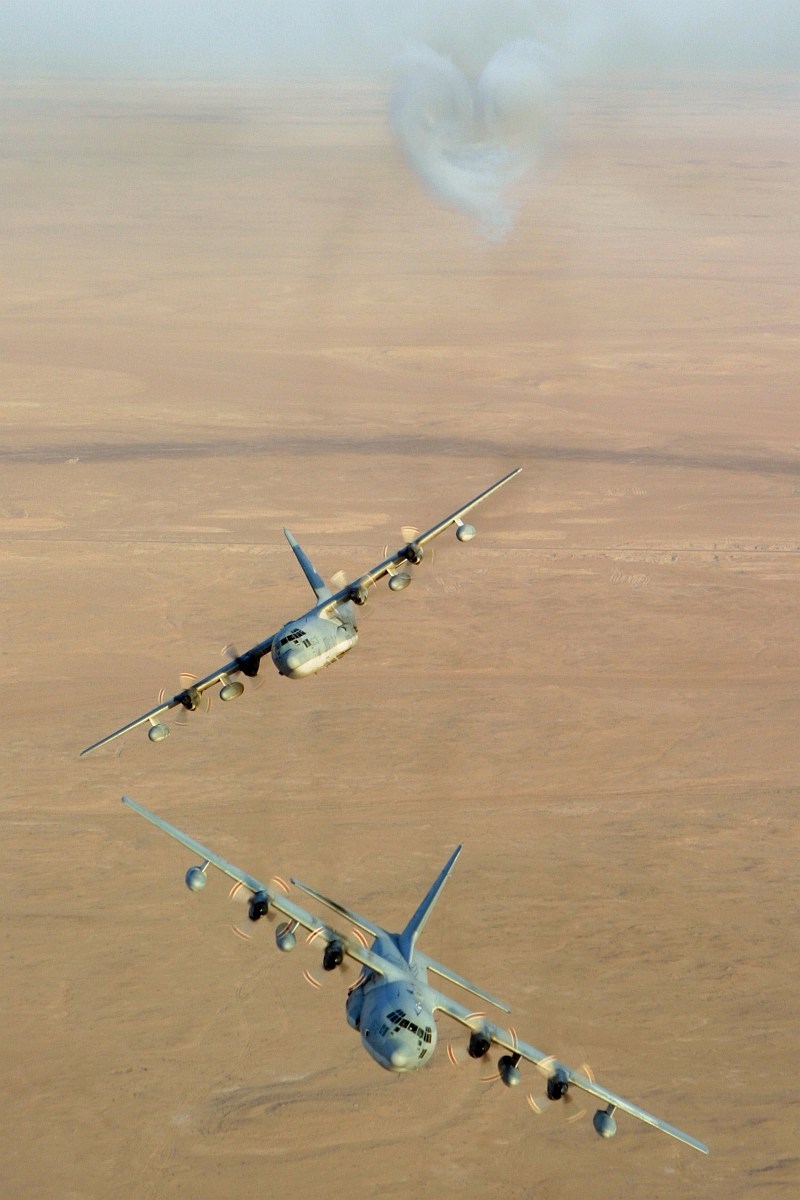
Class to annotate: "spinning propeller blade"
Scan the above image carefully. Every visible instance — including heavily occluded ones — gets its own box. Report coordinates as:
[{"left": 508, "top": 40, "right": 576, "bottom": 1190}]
[
  {"left": 228, "top": 876, "right": 284, "bottom": 941},
  {"left": 223, "top": 644, "right": 265, "bottom": 691},
  {"left": 300, "top": 924, "right": 354, "bottom": 990},
  {"left": 525, "top": 1057, "right": 591, "bottom": 1124},
  {"left": 445, "top": 1013, "right": 500, "bottom": 1080}
]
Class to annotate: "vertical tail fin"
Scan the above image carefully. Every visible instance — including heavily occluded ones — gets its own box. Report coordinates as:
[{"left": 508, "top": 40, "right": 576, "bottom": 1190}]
[
  {"left": 284, "top": 528, "right": 332, "bottom": 602},
  {"left": 398, "top": 845, "right": 462, "bottom": 964}
]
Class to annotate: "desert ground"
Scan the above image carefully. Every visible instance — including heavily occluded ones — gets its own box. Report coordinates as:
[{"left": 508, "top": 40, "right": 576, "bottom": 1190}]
[{"left": 1, "top": 74, "right": 798, "bottom": 1198}]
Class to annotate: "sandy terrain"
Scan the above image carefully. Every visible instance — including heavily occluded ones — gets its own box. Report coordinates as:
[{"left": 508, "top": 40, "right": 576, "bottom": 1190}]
[{"left": 1, "top": 75, "right": 799, "bottom": 1198}]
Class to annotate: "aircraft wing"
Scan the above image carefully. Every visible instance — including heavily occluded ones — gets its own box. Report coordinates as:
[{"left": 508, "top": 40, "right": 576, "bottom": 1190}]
[
  {"left": 429, "top": 986, "right": 708, "bottom": 1155},
  {"left": 289, "top": 878, "right": 388, "bottom": 941},
  {"left": 318, "top": 467, "right": 521, "bottom": 613},
  {"left": 80, "top": 634, "right": 276, "bottom": 757},
  {"left": 120, "top": 797, "right": 400, "bottom": 982}
]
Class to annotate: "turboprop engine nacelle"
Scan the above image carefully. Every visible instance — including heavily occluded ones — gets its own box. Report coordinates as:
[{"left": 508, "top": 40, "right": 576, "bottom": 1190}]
[
  {"left": 248, "top": 891, "right": 269, "bottom": 921},
  {"left": 349, "top": 584, "right": 369, "bottom": 606},
  {"left": 468, "top": 1029, "right": 491, "bottom": 1058},
  {"left": 323, "top": 941, "right": 344, "bottom": 971}
]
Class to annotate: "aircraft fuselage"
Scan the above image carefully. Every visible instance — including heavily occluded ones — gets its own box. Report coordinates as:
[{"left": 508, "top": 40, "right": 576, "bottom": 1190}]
[
  {"left": 271, "top": 613, "right": 358, "bottom": 680},
  {"left": 345, "top": 934, "right": 438, "bottom": 1073}
]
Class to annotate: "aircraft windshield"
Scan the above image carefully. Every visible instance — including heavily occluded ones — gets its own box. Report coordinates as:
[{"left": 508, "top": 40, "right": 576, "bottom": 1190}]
[{"left": 386, "top": 1009, "right": 432, "bottom": 1043}]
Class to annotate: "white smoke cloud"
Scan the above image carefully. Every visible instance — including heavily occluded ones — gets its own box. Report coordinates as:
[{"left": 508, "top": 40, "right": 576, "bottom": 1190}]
[
  {"left": 1, "top": 2, "right": 797, "bottom": 236},
  {"left": 390, "top": 40, "right": 559, "bottom": 238}
]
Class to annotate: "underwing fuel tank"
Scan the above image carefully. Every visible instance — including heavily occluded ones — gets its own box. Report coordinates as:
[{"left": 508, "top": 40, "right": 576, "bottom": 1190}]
[{"left": 185, "top": 866, "right": 207, "bottom": 891}]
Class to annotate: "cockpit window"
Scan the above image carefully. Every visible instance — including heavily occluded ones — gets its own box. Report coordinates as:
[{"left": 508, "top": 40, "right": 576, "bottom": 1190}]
[
  {"left": 385, "top": 1009, "right": 431, "bottom": 1041},
  {"left": 280, "top": 630, "right": 307, "bottom": 648}
]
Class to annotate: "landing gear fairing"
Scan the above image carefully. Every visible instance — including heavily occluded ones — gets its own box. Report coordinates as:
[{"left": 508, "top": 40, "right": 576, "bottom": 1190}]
[
  {"left": 81, "top": 469, "right": 520, "bottom": 756},
  {"left": 120, "top": 795, "right": 709, "bottom": 1156}
]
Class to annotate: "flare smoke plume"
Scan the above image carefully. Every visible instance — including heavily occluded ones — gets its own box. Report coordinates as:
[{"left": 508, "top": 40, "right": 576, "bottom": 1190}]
[{"left": 391, "top": 41, "right": 559, "bottom": 238}]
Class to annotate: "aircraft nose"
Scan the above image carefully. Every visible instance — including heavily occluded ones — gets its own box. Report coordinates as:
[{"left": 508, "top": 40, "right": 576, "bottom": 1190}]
[
  {"left": 390, "top": 1045, "right": 415, "bottom": 1069},
  {"left": 284, "top": 651, "right": 302, "bottom": 672}
]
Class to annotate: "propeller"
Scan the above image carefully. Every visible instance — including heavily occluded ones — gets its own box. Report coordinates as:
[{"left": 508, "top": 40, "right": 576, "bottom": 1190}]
[
  {"left": 228, "top": 876, "right": 287, "bottom": 941},
  {"left": 446, "top": 1014, "right": 502, "bottom": 1082},
  {"left": 145, "top": 673, "right": 213, "bottom": 742},
  {"left": 176, "top": 671, "right": 212, "bottom": 720},
  {"left": 300, "top": 924, "right": 357, "bottom": 990},
  {"left": 383, "top": 525, "right": 434, "bottom": 593},
  {"left": 525, "top": 1057, "right": 590, "bottom": 1124},
  {"left": 331, "top": 571, "right": 374, "bottom": 620},
  {"left": 228, "top": 875, "right": 358, "bottom": 990},
  {"left": 221, "top": 644, "right": 266, "bottom": 695}
]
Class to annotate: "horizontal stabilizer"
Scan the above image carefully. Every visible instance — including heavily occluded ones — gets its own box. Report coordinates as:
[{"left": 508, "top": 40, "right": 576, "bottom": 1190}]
[
  {"left": 416, "top": 951, "right": 510, "bottom": 1012},
  {"left": 289, "top": 878, "right": 388, "bottom": 942}
]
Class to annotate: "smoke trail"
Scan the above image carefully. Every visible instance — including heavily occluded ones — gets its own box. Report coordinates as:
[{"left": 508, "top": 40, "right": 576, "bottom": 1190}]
[{"left": 390, "top": 40, "right": 559, "bottom": 238}]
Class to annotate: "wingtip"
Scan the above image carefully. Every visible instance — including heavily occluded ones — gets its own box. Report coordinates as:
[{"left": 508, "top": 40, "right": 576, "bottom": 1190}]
[{"left": 283, "top": 526, "right": 296, "bottom": 546}]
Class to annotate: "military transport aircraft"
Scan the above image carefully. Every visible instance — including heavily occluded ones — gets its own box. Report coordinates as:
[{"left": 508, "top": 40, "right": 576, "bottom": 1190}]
[
  {"left": 121, "top": 795, "right": 708, "bottom": 1155},
  {"left": 81, "top": 469, "right": 521, "bottom": 756}
]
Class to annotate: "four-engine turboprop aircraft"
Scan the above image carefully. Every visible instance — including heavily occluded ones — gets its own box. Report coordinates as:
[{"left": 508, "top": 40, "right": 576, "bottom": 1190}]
[
  {"left": 121, "top": 795, "right": 708, "bottom": 1156},
  {"left": 81, "top": 469, "right": 521, "bottom": 756}
]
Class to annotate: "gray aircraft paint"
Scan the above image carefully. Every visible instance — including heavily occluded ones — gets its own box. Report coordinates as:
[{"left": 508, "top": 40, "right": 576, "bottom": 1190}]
[
  {"left": 120, "top": 796, "right": 709, "bottom": 1156},
  {"left": 81, "top": 470, "right": 521, "bottom": 756}
]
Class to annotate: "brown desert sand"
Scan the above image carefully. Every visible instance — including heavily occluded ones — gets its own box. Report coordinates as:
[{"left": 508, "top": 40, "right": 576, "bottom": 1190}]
[{"left": 0, "top": 74, "right": 798, "bottom": 1198}]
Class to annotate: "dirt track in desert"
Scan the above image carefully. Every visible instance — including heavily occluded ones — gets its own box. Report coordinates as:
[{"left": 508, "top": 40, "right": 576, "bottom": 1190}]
[{"left": 1, "top": 75, "right": 799, "bottom": 1198}]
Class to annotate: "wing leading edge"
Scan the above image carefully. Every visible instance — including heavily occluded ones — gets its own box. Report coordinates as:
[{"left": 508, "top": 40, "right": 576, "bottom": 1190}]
[
  {"left": 318, "top": 467, "right": 522, "bottom": 616},
  {"left": 431, "top": 987, "right": 708, "bottom": 1155},
  {"left": 80, "top": 636, "right": 275, "bottom": 757},
  {"left": 120, "top": 797, "right": 398, "bottom": 982}
]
